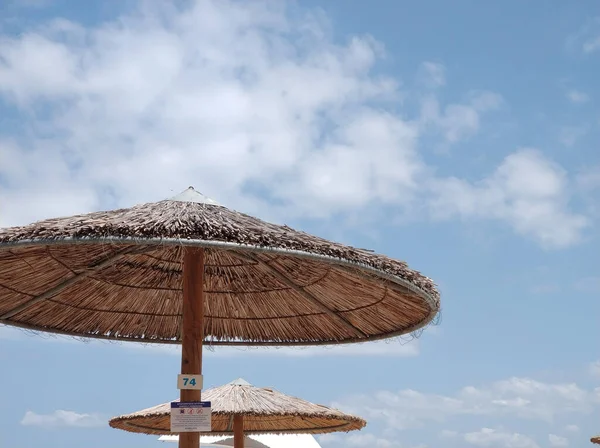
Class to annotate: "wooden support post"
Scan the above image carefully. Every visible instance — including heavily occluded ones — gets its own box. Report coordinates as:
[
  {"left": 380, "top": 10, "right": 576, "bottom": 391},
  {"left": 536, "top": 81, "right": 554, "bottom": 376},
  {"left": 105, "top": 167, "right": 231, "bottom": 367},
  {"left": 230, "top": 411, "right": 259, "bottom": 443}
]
[
  {"left": 233, "top": 415, "right": 244, "bottom": 448},
  {"left": 179, "top": 248, "right": 205, "bottom": 448}
]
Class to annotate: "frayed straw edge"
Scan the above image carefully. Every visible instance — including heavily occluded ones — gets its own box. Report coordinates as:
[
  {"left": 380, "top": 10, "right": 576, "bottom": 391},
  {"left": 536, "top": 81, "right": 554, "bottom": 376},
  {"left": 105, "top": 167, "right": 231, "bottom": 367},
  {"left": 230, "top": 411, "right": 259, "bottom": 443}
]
[{"left": 0, "top": 310, "right": 441, "bottom": 353}]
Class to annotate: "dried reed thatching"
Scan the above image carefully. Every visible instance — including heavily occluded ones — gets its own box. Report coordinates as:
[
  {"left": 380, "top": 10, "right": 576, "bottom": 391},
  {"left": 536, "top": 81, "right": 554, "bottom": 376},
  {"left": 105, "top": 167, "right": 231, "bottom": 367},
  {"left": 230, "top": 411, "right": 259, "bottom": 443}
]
[
  {"left": 109, "top": 378, "right": 366, "bottom": 436},
  {"left": 0, "top": 187, "right": 440, "bottom": 346},
  {"left": 592, "top": 435, "right": 600, "bottom": 444}
]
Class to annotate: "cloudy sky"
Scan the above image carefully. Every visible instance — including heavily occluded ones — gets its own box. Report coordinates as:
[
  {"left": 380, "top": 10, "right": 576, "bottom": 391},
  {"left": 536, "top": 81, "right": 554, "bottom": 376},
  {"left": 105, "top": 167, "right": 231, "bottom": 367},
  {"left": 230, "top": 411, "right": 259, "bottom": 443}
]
[{"left": 1, "top": 0, "right": 599, "bottom": 447}]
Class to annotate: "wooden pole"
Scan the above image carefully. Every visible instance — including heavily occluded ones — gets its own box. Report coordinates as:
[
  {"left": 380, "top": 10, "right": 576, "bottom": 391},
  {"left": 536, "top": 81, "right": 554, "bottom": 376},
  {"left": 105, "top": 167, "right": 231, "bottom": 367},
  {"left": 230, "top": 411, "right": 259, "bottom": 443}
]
[
  {"left": 233, "top": 415, "right": 244, "bottom": 448},
  {"left": 179, "top": 248, "right": 205, "bottom": 448}
]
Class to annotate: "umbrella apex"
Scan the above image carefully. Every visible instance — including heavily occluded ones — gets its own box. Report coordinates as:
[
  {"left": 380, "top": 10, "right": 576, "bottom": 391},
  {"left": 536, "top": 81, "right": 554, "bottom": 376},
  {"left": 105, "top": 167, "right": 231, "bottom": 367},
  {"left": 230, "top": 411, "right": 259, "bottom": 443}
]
[
  {"left": 169, "top": 186, "right": 220, "bottom": 206},
  {"left": 228, "top": 378, "right": 252, "bottom": 386}
]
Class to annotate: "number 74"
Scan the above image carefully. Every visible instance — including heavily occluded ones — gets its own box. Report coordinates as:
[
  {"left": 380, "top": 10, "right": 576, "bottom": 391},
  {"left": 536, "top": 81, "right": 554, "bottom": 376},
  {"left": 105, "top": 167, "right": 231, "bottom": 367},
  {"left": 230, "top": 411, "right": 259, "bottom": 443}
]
[{"left": 183, "top": 378, "right": 197, "bottom": 386}]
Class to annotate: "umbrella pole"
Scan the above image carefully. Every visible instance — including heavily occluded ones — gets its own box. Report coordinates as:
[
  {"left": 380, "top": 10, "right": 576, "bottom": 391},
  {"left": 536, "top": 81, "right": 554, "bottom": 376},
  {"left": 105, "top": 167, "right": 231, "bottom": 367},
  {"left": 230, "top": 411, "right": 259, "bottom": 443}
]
[
  {"left": 179, "top": 248, "right": 205, "bottom": 448},
  {"left": 233, "top": 415, "right": 244, "bottom": 448}
]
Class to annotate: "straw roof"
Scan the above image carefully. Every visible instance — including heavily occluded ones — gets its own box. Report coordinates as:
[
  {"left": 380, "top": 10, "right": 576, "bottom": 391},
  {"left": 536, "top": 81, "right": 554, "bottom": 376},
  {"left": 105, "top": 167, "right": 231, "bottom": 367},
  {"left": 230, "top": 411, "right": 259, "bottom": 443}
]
[
  {"left": 0, "top": 187, "right": 440, "bottom": 346},
  {"left": 592, "top": 435, "right": 600, "bottom": 444},
  {"left": 109, "top": 378, "right": 366, "bottom": 435}
]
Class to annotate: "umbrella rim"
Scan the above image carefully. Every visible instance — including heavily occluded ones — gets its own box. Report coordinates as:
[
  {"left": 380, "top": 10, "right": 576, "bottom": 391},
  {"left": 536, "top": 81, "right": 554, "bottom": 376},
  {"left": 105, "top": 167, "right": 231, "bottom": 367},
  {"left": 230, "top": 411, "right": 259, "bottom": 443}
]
[
  {"left": 0, "top": 236, "right": 439, "bottom": 346},
  {"left": 111, "top": 416, "right": 357, "bottom": 436},
  {"left": 592, "top": 435, "right": 600, "bottom": 444}
]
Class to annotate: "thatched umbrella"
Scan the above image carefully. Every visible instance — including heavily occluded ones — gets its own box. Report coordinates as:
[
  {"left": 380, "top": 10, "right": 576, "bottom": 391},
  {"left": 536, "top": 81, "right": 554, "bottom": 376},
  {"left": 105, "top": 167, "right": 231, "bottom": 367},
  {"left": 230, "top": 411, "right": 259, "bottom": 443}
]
[
  {"left": 0, "top": 187, "right": 440, "bottom": 448},
  {"left": 592, "top": 435, "right": 600, "bottom": 444},
  {"left": 109, "top": 378, "right": 365, "bottom": 447}
]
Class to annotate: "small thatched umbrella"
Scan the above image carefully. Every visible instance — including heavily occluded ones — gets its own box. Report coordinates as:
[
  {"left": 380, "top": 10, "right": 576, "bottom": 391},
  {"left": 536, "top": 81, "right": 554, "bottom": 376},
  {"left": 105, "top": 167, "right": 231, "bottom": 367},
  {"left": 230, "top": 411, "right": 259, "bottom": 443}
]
[
  {"left": 109, "top": 378, "right": 365, "bottom": 448},
  {"left": 0, "top": 187, "right": 440, "bottom": 448},
  {"left": 592, "top": 435, "right": 600, "bottom": 444}
]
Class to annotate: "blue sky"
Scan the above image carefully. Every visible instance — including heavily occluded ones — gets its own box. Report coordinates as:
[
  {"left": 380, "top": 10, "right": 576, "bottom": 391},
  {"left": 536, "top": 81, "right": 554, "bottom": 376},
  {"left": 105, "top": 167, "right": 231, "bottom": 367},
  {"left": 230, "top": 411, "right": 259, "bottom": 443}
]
[{"left": 0, "top": 1, "right": 599, "bottom": 447}]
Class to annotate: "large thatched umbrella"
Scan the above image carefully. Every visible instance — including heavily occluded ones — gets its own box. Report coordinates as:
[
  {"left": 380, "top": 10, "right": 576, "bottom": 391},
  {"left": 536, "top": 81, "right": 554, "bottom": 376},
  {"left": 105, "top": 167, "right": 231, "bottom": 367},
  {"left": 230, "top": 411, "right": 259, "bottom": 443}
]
[
  {"left": 109, "top": 378, "right": 365, "bottom": 448},
  {"left": 592, "top": 435, "right": 600, "bottom": 444},
  {"left": 0, "top": 187, "right": 440, "bottom": 448}
]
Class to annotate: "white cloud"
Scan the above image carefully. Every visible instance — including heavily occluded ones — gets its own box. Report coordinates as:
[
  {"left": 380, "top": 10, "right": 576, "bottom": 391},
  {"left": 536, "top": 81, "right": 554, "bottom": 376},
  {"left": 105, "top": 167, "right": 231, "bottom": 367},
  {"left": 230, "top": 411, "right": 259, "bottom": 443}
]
[
  {"left": 318, "top": 434, "right": 339, "bottom": 445},
  {"left": 566, "top": 90, "right": 589, "bottom": 104},
  {"left": 589, "top": 361, "right": 600, "bottom": 379},
  {"left": 584, "top": 37, "right": 600, "bottom": 53},
  {"left": 463, "top": 428, "right": 539, "bottom": 448},
  {"left": 567, "top": 17, "right": 600, "bottom": 54},
  {"left": 442, "top": 428, "right": 547, "bottom": 448},
  {"left": 0, "top": 1, "right": 421, "bottom": 225},
  {"left": 574, "top": 277, "right": 600, "bottom": 293},
  {"left": 577, "top": 165, "right": 600, "bottom": 191},
  {"left": 0, "top": 0, "right": 589, "bottom": 249},
  {"left": 419, "top": 90, "right": 503, "bottom": 143},
  {"left": 20, "top": 410, "right": 105, "bottom": 428},
  {"left": 529, "top": 283, "right": 559, "bottom": 295},
  {"left": 548, "top": 434, "right": 569, "bottom": 447},
  {"left": 319, "top": 433, "right": 426, "bottom": 448},
  {"left": 332, "top": 376, "right": 599, "bottom": 430},
  {"left": 427, "top": 149, "right": 589, "bottom": 249},
  {"left": 439, "top": 429, "right": 458, "bottom": 438},
  {"left": 564, "top": 424, "right": 579, "bottom": 432},
  {"left": 320, "top": 433, "right": 398, "bottom": 448},
  {"left": 559, "top": 125, "right": 588, "bottom": 147},
  {"left": 418, "top": 61, "right": 446, "bottom": 88}
]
